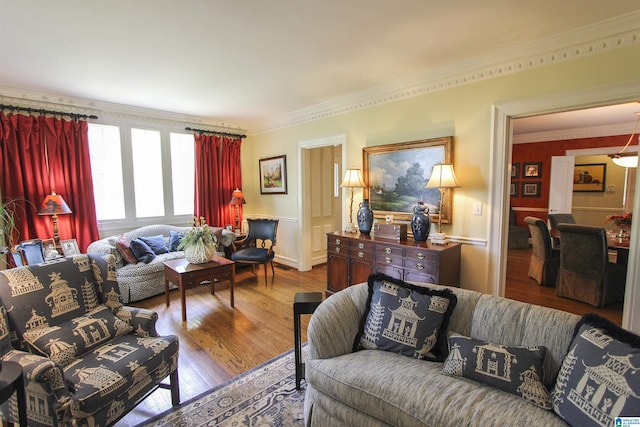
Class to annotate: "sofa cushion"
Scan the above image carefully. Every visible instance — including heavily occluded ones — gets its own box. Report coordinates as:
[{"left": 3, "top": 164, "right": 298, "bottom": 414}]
[
  {"left": 552, "top": 313, "right": 640, "bottom": 426},
  {"left": 441, "top": 333, "right": 551, "bottom": 409},
  {"left": 168, "top": 230, "right": 184, "bottom": 252},
  {"left": 115, "top": 236, "right": 139, "bottom": 265},
  {"left": 306, "top": 350, "right": 568, "bottom": 427},
  {"left": 130, "top": 238, "right": 156, "bottom": 264},
  {"left": 354, "top": 273, "right": 457, "bottom": 362},
  {"left": 23, "top": 305, "right": 133, "bottom": 366},
  {"left": 139, "top": 235, "right": 169, "bottom": 255}
]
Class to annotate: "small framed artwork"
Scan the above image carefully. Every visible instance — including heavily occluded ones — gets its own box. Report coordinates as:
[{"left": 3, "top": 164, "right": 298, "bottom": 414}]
[
  {"left": 510, "top": 182, "right": 518, "bottom": 197},
  {"left": 259, "top": 155, "right": 288, "bottom": 194},
  {"left": 511, "top": 163, "right": 519, "bottom": 178},
  {"left": 573, "top": 163, "right": 606, "bottom": 192},
  {"left": 61, "top": 239, "right": 80, "bottom": 256},
  {"left": 522, "top": 181, "right": 541, "bottom": 197},
  {"left": 523, "top": 162, "right": 542, "bottom": 178}
]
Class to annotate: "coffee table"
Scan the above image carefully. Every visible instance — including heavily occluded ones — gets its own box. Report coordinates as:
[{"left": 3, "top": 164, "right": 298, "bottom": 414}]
[{"left": 164, "top": 256, "right": 235, "bottom": 322}]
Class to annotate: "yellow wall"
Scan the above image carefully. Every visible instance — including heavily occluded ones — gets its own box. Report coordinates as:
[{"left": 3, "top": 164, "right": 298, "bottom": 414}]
[{"left": 242, "top": 44, "right": 640, "bottom": 293}]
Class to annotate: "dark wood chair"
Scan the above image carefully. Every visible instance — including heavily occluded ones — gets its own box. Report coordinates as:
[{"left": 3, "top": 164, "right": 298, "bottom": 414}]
[
  {"left": 556, "top": 223, "right": 626, "bottom": 307},
  {"left": 524, "top": 216, "right": 560, "bottom": 286},
  {"left": 231, "top": 219, "right": 279, "bottom": 283}
]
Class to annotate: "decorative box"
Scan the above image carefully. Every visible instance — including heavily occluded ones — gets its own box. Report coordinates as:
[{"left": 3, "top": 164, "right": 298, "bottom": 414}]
[{"left": 373, "top": 223, "right": 407, "bottom": 241}]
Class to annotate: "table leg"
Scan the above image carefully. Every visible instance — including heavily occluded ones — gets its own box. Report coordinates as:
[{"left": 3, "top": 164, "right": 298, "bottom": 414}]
[
  {"left": 230, "top": 270, "right": 235, "bottom": 308},
  {"left": 180, "top": 280, "right": 187, "bottom": 322},
  {"left": 165, "top": 278, "right": 170, "bottom": 307},
  {"left": 16, "top": 371, "right": 26, "bottom": 427}
]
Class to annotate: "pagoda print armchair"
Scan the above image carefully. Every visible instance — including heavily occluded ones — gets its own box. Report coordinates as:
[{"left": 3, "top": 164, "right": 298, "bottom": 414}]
[{"left": 0, "top": 253, "right": 180, "bottom": 427}]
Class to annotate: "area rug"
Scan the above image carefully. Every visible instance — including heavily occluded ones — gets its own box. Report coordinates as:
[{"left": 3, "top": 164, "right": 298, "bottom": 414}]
[{"left": 141, "top": 346, "right": 307, "bottom": 426}]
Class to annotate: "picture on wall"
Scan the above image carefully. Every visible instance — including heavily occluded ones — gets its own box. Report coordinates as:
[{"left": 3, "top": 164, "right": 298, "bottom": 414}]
[
  {"left": 61, "top": 239, "right": 80, "bottom": 256},
  {"left": 510, "top": 182, "right": 518, "bottom": 197},
  {"left": 511, "top": 163, "right": 519, "bottom": 178},
  {"left": 363, "top": 136, "right": 453, "bottom": 222},
  {"left": 523, "top": 162, "right": 542, "bottom": 178},
  {"left": 259, "top": 155, "right": 288, "bottom": 194},
  {"left": 522, "top": 182, "right": 541, "bottom": 197},
  {"left": 573, "top": 163, "right": 606, "bottom": 192}
]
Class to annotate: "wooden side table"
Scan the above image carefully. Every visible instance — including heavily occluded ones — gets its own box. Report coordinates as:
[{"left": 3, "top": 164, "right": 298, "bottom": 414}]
[
  {"left": 164, "top": 256, "right": 235, "bottom": 322},
  {"left": 0, "top": 361, "right": 27, "bottom": 426},
  {"left": 293, "top": 292, "right": 323, "bottom": 390}
]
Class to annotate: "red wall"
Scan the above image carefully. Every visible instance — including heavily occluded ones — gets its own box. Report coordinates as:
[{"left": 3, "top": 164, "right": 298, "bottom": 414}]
[{"left": 511, "top": 134, "right": 632, "bottom": 226}]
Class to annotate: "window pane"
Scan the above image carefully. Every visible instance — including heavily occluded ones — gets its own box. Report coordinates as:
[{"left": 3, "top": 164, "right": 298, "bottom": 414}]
[
  {"left": 131, "top": 128, "right": 164, "bottom": 217},
  {"left": 170, "top": 132, "right": 195, "bottom": 216},
  {"left": 88, "top": 124, "right": 126, "bottom": 220}
]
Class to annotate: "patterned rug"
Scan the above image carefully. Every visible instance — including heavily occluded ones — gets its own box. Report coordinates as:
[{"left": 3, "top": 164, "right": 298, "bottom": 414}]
[{"left": 141, "top": 347, "right": 307, "bottom": 426}]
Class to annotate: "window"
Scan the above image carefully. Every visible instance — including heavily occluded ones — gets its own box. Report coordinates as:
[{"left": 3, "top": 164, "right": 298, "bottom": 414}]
[{"left": 88, "top": 123, "right": 195, "bottom": 228}]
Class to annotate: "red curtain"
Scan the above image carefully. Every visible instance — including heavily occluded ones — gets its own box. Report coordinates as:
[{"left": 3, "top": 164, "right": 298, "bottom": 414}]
[
  {"left": 194, "top": 134, "right": 242, "bottom": 227},
  {"left": 0, "top": 112, "right": 99, "bottom": 253}
]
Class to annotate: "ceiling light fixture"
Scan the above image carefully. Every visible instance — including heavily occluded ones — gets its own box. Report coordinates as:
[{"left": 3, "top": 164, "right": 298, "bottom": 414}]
[{"left": 608, "top": 112, "right": 640, "bottom": 168}]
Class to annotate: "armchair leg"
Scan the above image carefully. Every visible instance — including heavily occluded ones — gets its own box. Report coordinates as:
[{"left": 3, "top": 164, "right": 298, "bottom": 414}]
[
  {"left": 263, "top": 263, "right": 268, "bottom": 284},
  {"left": 170, "top": 369, "right": 180, "bottom": 406}
]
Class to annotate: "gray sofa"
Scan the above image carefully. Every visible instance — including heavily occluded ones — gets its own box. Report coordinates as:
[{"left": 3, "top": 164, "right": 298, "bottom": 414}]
[
  {"left": 304, "top": 281, "right": 581, "bottom": 426},
  {"left": 87, "top": 224, "right": 235, "bottom": 303}
]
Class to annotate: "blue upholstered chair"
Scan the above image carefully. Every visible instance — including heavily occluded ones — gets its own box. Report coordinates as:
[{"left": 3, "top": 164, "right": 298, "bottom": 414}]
[
  {"left": 10, "top": 239, "right": 45, "bottom": 266},
  {"left": 231, "top": 218, "right": 279, "bottom": 284}
]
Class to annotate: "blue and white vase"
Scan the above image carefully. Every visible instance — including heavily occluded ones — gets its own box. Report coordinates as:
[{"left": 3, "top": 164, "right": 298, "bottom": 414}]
[{"left": 411, "top": 202, "right": 431, "bottom": 242}]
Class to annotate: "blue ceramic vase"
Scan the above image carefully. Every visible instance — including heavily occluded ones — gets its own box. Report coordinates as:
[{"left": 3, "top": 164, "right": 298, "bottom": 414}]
[
  {"left": 411, "top": 201, "right": 431, "bottom": 241},
  {"left": 357, "top": 199, "right": 374, "bottom": 234}
]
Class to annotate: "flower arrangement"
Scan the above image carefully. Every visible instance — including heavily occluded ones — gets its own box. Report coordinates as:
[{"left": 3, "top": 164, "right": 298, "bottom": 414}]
[
  {"left": 178, "top": 217, "right": 218, "bottom": 263},
  {"left": 605, "top": 212, "right": 633, "bottom": 229}
]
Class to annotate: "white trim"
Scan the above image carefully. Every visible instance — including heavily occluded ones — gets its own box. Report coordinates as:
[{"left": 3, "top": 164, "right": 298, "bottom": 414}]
[
  {"left": 514, "top": 122, "right": 638, "bottom": 144},
  {"left": 489, "top": 79, "right": 640, "bottom": 333},
  {"left": 566, "top": 146, "right": 638, "bottom": 156}
]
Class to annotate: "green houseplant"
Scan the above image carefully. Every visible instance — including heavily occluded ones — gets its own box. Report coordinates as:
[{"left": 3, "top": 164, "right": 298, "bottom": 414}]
[
  {"left": 178, "top": 216, "right": 218, "bottom": 264},
  {"left": 0, "top": 198, "right": 25, "bottom": 266}
]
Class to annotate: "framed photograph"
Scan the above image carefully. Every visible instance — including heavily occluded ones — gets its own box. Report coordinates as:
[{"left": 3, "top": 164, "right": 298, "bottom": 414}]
[
  {"left": 511, "top": 163, "right": 519, "bottom": 178},
  {"left": 60, "top": 239, "right": 80, "bottom": 256},
  {"left": 573, "top": 163, "right": 606, "bottom": 192},
  {"left": 522, "top": 181, "right": 541, "bottom": 197},
  {"left": 510, "top": 182, "right": 518, "bottom": 197},
  {"left": 523, "top": 162, "right": 542, "bottom": 178},
  {"left": 259, "top": 155, "right": 287, "bottom": 194},
  {"left": 363, "top": 136, "right": 453, "bottom": 222}
]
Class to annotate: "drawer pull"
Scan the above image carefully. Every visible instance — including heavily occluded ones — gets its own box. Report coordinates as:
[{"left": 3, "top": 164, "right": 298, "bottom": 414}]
[
  {"left": 385, "top": 257, "right": 392, "bottom": 264},
  {"left": 335, "top": 238, "right": 341, "bottom": 245},
  {"left": 385, "top": 247, "right": 392, "bottom": 254},
  {"left": 416, "top": 263, "right": 424, "bottom": 270},
  {"left": 416, "top": 253, "right": 425, "bottom": 260},
  {"left": 335, "top": 247, "right": 341, "bottom": 253},
  {"left": 358, "top": 251, "right": 364, "bottom": 258},
  {"left": 358, "top": 243, "right": 365, "bottom": 249}
]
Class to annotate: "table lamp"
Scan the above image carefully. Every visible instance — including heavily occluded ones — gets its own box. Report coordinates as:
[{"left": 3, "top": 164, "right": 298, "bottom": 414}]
[
  {"left": 38, "top": 192, "right": 72, "bottom": 248},
  {"left": 229, "top": 189, "right": 246, "bottom": 233},
  {"left": 426, "top": 164, "right": 460, "bottom": 238},
  {"left": 340, "top": 169, "right": 366, "bottom": 233}
]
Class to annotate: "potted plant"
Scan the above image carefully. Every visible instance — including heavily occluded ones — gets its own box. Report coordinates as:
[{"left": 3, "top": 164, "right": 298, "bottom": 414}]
[
  {"left": 0, "top": 198, "right": 25, "bottom": 266},
  {"left": 178, "top": 216, "right": 218, "bottom": 264}
]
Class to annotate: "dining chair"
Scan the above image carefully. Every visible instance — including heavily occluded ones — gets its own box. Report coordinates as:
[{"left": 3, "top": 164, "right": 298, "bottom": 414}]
[
  {"left": 231, "top": 218, "right": 279, "bottom": 284},
  {"left": 547, "top": 213, "right": 576, "bottom": 248},
  {"left": 10, "top": 239, "right": 45, "bottom": 266},
  {"left": 524, "top": 216, "right": 560, "bottom": 286},
  {"left": 556, "top": 223, "right": 626, "bottom": 307},
  {"left": 508, "top": 206, "right": 529, "bottom": 249}
]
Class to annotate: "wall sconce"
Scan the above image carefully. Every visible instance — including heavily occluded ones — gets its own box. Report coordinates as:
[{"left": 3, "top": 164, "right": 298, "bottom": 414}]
[
  {"left": 38, "top": 192, "right": 72, "bottom": 248},
  {"left": 426, "top": 164, "right": 460, "bottom": 238},
  {"left": 229, "top": 189, "right": 246, "bottom": 233},
  {"left": 340, "top": 169, "right": 366, "bottom": 233}
]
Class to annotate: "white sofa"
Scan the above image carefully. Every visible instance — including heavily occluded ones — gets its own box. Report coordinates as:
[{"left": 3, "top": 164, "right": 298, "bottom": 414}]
[{"left": 87, "top": 224, "right": 235, "bottom": 303}]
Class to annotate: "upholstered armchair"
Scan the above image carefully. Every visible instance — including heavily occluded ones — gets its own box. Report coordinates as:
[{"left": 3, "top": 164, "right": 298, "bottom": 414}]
[{"left": 0, "top": 254, "right": 179, "bottom": 427}]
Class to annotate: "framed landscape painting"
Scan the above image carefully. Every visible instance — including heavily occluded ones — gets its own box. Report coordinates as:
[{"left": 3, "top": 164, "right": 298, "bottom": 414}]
[
  {"left": 259, "top": 155, "right": 287, "bottom": 194},
  {"left": 363, "top": 136, "right": 453, "bottom": 222}
]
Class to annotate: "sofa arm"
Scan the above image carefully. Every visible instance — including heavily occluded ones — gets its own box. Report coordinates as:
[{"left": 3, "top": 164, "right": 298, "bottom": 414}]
[
  {"left": 307, "top": 283, "right": 369, "bottom": 360},
  {"left": 116, "top": 306, "right": 159, "bottom": 337}
]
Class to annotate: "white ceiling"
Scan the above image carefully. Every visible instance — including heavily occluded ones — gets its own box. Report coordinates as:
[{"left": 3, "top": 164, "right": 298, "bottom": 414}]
[{"left": 0, "top": 1, "right": 639, "bottom": 132}]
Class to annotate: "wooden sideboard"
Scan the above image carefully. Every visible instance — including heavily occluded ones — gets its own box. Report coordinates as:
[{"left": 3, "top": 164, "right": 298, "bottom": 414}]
[{"left": 326, "top": 231, "right": 461, "bottom": 296}]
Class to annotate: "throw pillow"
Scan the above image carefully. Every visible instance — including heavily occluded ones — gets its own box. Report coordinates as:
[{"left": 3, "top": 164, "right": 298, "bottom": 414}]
[
  {"left": 441, "top": 333, "right": 551, "bottom": 410},
  {"left": 115, "top": 235, "right": 138, "bottom": 264},
  {"left": 130, "top": 238, "right": 156, "bottom": 263},
  {"left": 168, "top": 230, "right": 184, "bottom": 252},
  {"left": 139, "top": 234, "right": 168, "bottom": 255},
  {"left": 552, "top": 313, "right": 640, "bottom": 426},
  {"left": 353, "top": 273, "right": 457, "bottom": 362},
  {"left": 23, "top": 305, "right": 133, "bottom": 366}
]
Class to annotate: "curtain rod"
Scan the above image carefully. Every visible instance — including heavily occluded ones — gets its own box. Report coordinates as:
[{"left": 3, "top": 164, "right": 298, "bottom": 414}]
[
  {"left": 0, "top": 103, "right": 98, "bottom": 120},
  {"left": 185, "top": 126, "right": 246, "bottom": 139}
]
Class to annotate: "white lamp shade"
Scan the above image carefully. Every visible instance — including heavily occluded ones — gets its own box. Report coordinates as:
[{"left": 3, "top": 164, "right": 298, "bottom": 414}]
[
  {"left": 426, "top": 164, "right": 460, "bottom": 188},
  {"left": 340, "top": 169, "right": 366, "bottom": 188}
]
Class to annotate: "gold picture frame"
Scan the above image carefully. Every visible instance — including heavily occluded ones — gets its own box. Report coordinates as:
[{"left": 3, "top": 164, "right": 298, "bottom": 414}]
[{"left": 363, "top": 136, "right": 453, "bottom": 222}]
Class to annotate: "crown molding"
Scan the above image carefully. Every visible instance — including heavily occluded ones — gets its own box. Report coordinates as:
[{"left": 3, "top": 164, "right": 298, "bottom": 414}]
[
  {"left": 0, "top": 86, "right": 248, "bottom": 134},
  {"left": 514, "top": 122, "right": 637, "bottom": 144},
  {"left": 253, "top": 11, "right": 640, "bottom": 134}
]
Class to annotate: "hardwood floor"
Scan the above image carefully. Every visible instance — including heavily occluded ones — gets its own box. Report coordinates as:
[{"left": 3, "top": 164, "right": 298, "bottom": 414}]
[{"left": 115, "top": 250, "right": 622, "bottom": 426}]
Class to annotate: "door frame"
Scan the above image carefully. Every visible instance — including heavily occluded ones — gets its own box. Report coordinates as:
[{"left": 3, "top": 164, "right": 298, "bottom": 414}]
[
  {"left": 488, "top": 79, "right": 640, "bottom": 332},
  {"left": 297, "top": 133, "right": 347, "bottom": 271}
]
